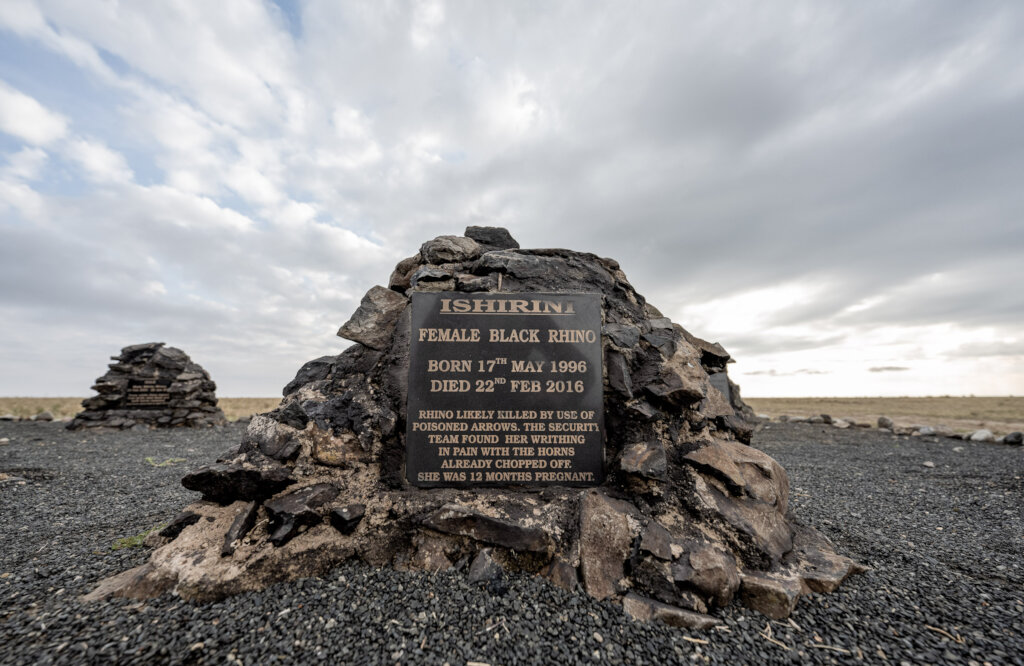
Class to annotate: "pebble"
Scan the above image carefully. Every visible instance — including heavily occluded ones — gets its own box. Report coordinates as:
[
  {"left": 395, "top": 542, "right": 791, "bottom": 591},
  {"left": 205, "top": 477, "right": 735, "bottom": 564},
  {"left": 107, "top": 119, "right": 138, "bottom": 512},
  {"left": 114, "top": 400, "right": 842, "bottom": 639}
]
[{"left": 1, "top": 420, "right": 1022, "bottom": 665}]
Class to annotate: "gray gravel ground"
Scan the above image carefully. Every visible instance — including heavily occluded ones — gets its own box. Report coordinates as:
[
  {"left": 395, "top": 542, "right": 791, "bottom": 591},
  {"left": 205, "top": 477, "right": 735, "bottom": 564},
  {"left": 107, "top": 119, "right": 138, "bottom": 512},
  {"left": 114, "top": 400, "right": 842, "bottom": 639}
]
[{"left": 1, "top": 420, "right": 1022, "bottom": 665}]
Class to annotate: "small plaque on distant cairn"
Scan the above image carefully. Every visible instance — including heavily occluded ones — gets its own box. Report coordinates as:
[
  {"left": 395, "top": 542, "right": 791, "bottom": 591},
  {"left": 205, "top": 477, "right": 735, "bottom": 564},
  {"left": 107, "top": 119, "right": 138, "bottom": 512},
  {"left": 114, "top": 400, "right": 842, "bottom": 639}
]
[{"left": 67, "top": 343, "right": 227, "bottom": 430}]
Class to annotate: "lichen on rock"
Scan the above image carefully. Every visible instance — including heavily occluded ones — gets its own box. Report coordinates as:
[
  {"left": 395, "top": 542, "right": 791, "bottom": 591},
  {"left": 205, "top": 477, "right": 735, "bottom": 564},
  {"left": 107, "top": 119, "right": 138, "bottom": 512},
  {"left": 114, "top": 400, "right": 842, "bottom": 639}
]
[{"left": 86, "top": 227, "right": 861, "bottom": 628}]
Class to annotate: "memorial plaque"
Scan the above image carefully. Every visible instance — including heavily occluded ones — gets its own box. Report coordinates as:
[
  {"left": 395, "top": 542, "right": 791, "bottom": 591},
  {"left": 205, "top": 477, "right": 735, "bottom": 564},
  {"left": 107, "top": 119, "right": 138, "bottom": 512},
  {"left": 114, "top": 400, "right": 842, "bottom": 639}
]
[
  {"left": 406, "top": 292, "right": 604, "bottom": 487},
  {"left": 124, "top": 378, "right": 173, "bottom": 409}
]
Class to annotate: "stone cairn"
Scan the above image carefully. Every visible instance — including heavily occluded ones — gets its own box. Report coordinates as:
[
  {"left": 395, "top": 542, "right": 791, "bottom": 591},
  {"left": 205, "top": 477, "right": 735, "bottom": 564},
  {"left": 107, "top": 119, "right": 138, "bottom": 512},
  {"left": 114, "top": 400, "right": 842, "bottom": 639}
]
[
  {"left": 87, "top": 228, "right": 861, "bottom": 627},
  {"left": 68, "top": 343, "right": 227, "bottom": 430}
]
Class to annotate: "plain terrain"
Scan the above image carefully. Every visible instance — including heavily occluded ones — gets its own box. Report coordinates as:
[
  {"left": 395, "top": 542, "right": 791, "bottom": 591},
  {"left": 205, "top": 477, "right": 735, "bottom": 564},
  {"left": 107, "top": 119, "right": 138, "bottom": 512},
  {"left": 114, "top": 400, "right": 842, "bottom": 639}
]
[
  {"left": 0, "top": 397, "right": 282, "bottom": 422},
  {"left": 746, "top": 396, "right": 1024, "bottom": 437},
  {"left": 1, "top": 419, "right": 1021, "bottom": 664},
  {"left": 4, "top": 396, "right": 1022, "bottom": 437}
]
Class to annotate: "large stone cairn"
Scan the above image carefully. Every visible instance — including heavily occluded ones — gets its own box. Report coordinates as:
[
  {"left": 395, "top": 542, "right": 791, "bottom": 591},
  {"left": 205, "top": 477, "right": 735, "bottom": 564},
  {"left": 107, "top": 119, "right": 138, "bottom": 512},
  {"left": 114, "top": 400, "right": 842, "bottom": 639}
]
[
  {"left": 87, "top": 228, "right": 862, "bottom": 626},
  {"left": 68, "top": 343, "right": 227, "bottom": 430}
]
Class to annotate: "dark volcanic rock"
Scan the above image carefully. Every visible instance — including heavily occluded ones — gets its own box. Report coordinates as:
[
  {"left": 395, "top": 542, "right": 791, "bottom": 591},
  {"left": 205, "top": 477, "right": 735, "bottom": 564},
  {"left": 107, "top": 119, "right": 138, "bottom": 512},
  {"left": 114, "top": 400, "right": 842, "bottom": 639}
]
[
  {"left": 67, "top": 342, "right": 227, "bottom": 430},
  {"left": 89, "top": 226, "right": 858, "bottom": 626},
  {"left": 158, "top": 512, "right": 201, "bottom": 540},
  {"left": 467, "top": 548, "right": 504, "bottom": 584},
  {"left": 181, "top": 462, "right": 295, "bottom": 504},
  {"left": 221, "top": 501, "right": 260, "bottom": 557},
  {"left": 265, "top": 483, "right": 339, "bottom": 547},
  {"left": 329, "top": 503, "right": 366, "bottom": 535},
  {"left": 465, "top": 225, "right": 520, "bottom": 250}
]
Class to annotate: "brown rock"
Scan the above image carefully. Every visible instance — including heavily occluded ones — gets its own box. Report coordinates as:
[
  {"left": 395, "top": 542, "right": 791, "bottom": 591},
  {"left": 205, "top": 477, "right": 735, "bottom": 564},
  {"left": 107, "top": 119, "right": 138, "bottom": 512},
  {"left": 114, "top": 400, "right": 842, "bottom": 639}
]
[
  {"left": 309, "top": 427, "right": 367, "bottom": 467},
  {"left": 419, "top": 235, "right": 482, "bottom": 264},
  {"left": 541, "top": 558, "right": 578, "bottom": 591},
  {"left": 739, "top": 573, "right": 802, "bottom": 619},
  {"left": 639, "top": 521, "right": 673, "bottom": 560},
  {"left": 788, "top": 523, "right": 865, "bottom": 594},
  {"left": 672, "top": 544, "right": 740, "bottom": 607},
  {"left": 337, "top": 286, "right": 408, "bottom": 350},
  {"left": 621, "top": 592, "right": 719, "bottom": 630},
  {"left": 579, "top": 491, "right": 633, "bottom": 600},
  {"left": 388, "top": 254, "right": 421, "bottom": 291},
  {"left": 620, "top": 440, "right": 667, "bottom": 480}
]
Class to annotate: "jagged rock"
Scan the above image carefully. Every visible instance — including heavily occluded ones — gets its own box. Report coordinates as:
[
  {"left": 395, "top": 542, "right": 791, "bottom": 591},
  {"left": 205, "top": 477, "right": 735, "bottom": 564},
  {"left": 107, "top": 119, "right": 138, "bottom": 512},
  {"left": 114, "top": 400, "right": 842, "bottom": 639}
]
[
  {"left": 419, "top": 235, "right": 482, "bottom": 264},
  {"left": 181, "top": 462, "right": 295, "bottom": 504},
  {"left": 540, "top": 558, "right": 578, "bottom": 591},
  {"left": 580, "top": 491, "right": 634, "bottom": 601},
  {"left": 422, "top": 504, "right": 554, "bottom": 554},
  {"left": 672, "top": 543, "right": 740, "bottom": 608},
  {"left": 739, "top": 573, "right": 802, "bottom": 620},
  {"left": 639, "top": 521, "right": 673, "bottom": 560},
  {"left": 467, "top": 548, "right": 504, "bottom": 584},
  {"left": 282, "top": 356, "right": 334, "bottom": 396},
  {"left": 221, "top": 501, "right": 260, "bottom": 557},
  {"left": 265, "top": 483, "right": 339, "bottom": 547},
  {"left": 604, "top": 323, "right": 641, "bottom": 349},
  {"left": 621, "top": 592, "right": 719, "bottom": 630},
  {"left": 159, "top": 512, "right": 201, "bottom": 540},
  {"left": 67, "top": 343, "right": 226, "bottom": 430},
  {"left": 242, "top": 415, "right": 300, "bottom": 461},
  {"left": 786, "top": 524, "right": 865, "bottom": 593},
  {"left": 337, "top": 286, "right": 408, "bottom": 350},
  {"left": 465, "top": 226, "right": 519, "bottom": 251},
  {"left": 389, "top": 254, "right": 421, "bottom": 291},
  {"left": 878, "top": 416, "right": 894, "bottom": 429},
  {"left": 620, "top": 440, "right": 667, "bottom": 480},
  {"left": 605, "top": 350, "right": 633, "bottom": 398},
  {"left": 410, "top": 266, "right": 454, "bottom": 290},
  {"left": 329, "top": 504, "right": 366, "bottom": 535},
  {"left": 87, "top": 227, "right": 858, "bottom": 623}
]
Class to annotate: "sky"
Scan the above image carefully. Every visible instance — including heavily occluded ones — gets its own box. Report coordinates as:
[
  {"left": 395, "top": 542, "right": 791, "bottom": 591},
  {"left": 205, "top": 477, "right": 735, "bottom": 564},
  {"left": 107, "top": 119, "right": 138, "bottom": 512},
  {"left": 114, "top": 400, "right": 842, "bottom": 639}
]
[{"left": 1, "top": 0, "right": 1023, "bottom": 398}]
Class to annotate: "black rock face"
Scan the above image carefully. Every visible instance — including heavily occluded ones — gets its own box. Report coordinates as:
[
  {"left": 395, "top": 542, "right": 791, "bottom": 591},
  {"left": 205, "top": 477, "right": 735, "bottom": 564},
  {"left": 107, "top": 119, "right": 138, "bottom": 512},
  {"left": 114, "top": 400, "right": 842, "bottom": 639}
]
[
  {"left": 181, "top": 462, "right": 295, "bottom": 504},
  {"left": 67, "top": 343, "right": 228, "bottom": 430}
]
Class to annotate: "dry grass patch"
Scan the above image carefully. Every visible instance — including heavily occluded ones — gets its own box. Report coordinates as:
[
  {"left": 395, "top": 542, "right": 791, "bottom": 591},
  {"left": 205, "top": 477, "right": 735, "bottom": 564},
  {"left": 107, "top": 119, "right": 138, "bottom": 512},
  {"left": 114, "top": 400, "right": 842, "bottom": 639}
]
[
  {"left": 217, "top": 397, "right": 281, "bottom": 421},
  {"left": 746, "top": 397, "right": 1024, "bottom": 436},
  {"left": 0, "top": 396, "right": 281, "bottom": 421}
]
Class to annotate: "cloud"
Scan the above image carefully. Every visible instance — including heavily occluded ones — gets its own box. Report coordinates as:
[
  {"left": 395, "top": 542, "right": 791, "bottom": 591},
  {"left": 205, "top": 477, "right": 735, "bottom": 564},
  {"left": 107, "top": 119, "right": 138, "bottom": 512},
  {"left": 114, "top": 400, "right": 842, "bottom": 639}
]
[
  {"left": 0, "top": 80, "right": 69, "bottom": 144},
  {"left": 1, "top": 1, "right": 1024, "bottom": 396},
  {"left": 745, "top": 369, "right": 831, "bottom": 377},
  {"left": 64, "top": 138, "right": 134, "bottom": 183},
  {"left": 869, "top": 366, "right": 910, "bottom": 373}
]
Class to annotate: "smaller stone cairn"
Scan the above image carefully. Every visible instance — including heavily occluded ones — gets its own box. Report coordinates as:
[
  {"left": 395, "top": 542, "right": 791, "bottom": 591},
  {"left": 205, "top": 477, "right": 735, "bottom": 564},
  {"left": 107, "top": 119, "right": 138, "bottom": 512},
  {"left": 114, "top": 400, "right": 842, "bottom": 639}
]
[{"left": 67, "top": 343, "right": 227, "bottom": 430}]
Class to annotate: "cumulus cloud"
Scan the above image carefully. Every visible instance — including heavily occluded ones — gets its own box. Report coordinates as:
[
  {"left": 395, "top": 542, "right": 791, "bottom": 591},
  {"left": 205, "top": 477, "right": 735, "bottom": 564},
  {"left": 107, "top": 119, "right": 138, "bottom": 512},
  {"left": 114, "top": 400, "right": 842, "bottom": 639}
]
[
  {"left": 0, "top": 81, "right": 68, "bottom": 144},
  {"left": 0, "top": 1, "right": 1023, "bottom": 396}
]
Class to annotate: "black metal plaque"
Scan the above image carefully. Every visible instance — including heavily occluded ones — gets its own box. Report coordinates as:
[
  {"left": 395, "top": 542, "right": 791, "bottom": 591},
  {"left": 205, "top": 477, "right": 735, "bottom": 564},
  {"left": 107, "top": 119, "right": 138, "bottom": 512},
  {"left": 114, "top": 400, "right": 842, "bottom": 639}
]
[
  {"left": 406, "top": 292, "right": 604, "bottom": 487},
  {"left": 124, "top": 378, "right": 172, "bottom": 409}
]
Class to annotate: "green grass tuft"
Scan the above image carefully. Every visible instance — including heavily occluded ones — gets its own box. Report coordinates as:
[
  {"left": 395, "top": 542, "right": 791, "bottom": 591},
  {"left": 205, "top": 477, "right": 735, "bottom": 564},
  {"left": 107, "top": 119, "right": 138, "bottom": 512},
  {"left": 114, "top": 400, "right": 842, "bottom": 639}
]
[{"left": 111, "top": 524, "right": 166, "bottom": 551}]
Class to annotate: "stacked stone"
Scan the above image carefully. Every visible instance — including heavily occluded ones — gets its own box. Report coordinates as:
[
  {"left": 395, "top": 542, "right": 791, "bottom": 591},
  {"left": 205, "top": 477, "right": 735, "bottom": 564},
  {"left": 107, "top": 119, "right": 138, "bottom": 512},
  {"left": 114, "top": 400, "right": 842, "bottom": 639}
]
[
  {"left": 67, "top": 343, "right": 227, "bottom": 430},
  {"left": 90, "top": 228, "right": 860, "bottom": 628}
]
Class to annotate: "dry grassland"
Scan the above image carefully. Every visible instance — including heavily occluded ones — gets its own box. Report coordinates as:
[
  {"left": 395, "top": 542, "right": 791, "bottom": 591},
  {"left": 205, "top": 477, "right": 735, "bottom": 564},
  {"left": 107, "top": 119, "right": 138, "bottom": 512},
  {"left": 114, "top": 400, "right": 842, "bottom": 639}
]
[
  {"left": 3, "top": 395, "right": 1021, "bottom": 436},
  {"left": 0, "top": 397, "right": 281, "bottom": 422},
  {"left": 746, "top": 396, "right": 1024, "bottom": 436}
]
